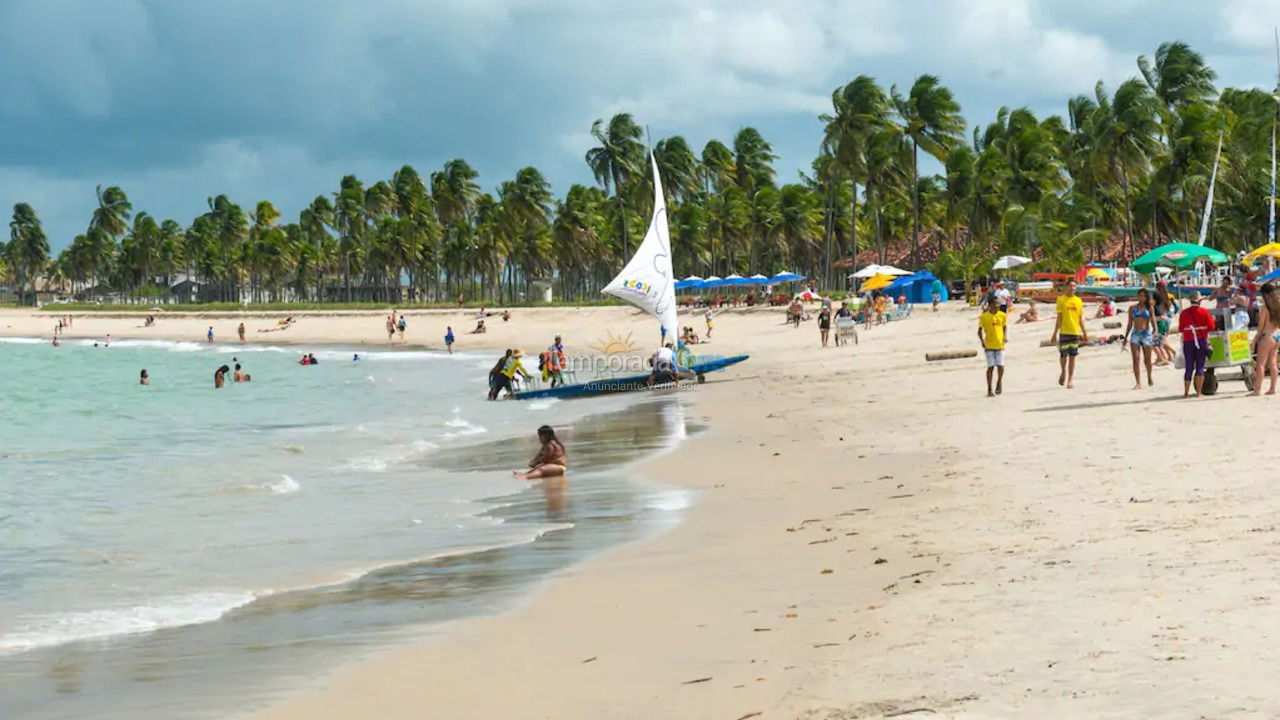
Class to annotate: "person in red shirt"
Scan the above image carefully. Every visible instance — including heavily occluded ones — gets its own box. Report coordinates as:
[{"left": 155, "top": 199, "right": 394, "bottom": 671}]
[{"left": 1177, "top": 291, "right": 1215, "bottom": 397}]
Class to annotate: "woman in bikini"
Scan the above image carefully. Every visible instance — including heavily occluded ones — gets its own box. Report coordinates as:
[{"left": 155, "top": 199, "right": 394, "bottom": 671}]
[
  {"left": 514, "top": 425, "right": 567, "bottom": 479},
  {"left": 1122, "top": 288, "right": 1158, "bottom": 389},
  {"left": 1251, "top": 282, "right": 1280, "bottom": 395}
]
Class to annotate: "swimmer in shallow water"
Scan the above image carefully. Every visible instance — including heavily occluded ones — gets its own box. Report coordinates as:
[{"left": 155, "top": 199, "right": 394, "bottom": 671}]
[
  {"left": 140, "top": 369, "right": 149, "bottom": 385},
  {"left": 513, "top": 425, "right": 567, "bottom": 480},
  {"left": 214, "top": 365, "right": 230, "bottom": 388},
  {"left": 234, "top": 363, "right": 246, "bottom": 382}
]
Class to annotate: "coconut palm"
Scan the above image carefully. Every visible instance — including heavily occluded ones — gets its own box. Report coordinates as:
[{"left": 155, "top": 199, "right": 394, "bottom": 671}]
[
  {"left": 892, "top": 75, "right": 966, "bottom": 268},
  {"left": 7, "top": 203, "right": 49, "bottom": 305},
  {"left": 586, "top": 113, "right": 645, "bottom": 258}
]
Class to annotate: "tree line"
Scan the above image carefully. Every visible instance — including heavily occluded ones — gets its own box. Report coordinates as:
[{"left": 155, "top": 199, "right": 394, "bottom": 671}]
[{"left": 2, "top": 41, "right": 1276, "bottom": 306}]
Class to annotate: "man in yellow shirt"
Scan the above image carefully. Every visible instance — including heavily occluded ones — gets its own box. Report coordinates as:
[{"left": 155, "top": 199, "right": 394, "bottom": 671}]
[
  {"left": 1051, "top": 278, "right": 1088, "bottom": 388},
  {"left": 977, "top": 295, "right": 1008, "bottom": 396}
]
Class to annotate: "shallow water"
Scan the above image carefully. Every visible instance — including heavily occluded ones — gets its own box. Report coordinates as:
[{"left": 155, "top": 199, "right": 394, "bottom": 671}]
[{"left": 0, "top": 338, "right": 694, "bottom": 719}]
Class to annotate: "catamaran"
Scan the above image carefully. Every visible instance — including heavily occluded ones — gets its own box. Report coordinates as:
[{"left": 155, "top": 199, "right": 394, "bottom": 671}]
[{"left": 512, "top": 153, "right": 748, "bottom": 400}]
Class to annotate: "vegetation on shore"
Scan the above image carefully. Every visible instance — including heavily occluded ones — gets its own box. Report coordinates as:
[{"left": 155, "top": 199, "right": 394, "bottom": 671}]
[{"left": 2, "top": 41, "right": 1274, "bottom": 305}]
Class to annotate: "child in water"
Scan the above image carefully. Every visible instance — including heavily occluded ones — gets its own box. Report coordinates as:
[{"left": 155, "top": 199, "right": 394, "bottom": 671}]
[{"left": 513, "top": 425, "right": 567, "bottom": 479}]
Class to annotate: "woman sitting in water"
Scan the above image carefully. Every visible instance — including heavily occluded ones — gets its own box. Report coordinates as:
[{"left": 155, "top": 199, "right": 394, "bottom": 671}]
[{"left": 514, "top": 425, "right": 567, "bottom": 480}]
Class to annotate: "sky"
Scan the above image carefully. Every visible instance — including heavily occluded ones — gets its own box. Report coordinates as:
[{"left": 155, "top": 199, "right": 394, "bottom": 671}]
[{"left": 0, "top": 0, "right": 1277, "bottom": 250}]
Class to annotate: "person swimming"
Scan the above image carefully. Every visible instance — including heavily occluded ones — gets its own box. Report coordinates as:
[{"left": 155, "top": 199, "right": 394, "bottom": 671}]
[
  {"left": 234, "top": 363, "right": 246, "bottom": 382},
  {"left": 140, "top": 369, "right": 149, "bottom": 386},
  {"left": 307, "top": 353, "right": 318, "bottom": 365},
  {"left": 353, "top": 353, "right": 360, "bottom": 362},
  {"left": 214, "top": 365, "right": 230, "bottom": 388},
  {"left": 513, "top": 425, "right": 567, "bottom": 480}
]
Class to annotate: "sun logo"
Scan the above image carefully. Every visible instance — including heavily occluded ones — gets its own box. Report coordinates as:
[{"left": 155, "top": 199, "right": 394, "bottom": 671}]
[{"left": 589, "top": 329, "right": 638, "bottom": 355}]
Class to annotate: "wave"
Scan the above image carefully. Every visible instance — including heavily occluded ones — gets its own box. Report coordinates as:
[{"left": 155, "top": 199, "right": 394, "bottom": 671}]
[
  {"left": 0, "top": 336, "right": 46, "bottom": 345},
  {"left": 646, "top": 488, "right": 694, "bottom": 512},
  {"left": 442, "top": 408, "right": 487, "bottom": 437},
  {"left": 526, "top": 398, "right": 560, "bottom": 411},
  {"left": 342, "top": 439, "right": 437, "bottom": 473},
  {"left": 265, "top": 474, "right": 300, "bottom": 495},
  {"left": 0, "top": 591, "right": 256, "bottom": 655}
]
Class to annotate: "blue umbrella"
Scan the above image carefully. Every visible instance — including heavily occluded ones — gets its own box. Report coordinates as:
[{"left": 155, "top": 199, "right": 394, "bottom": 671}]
[{"left": 1263, "top": 268, "right": 1280, "bottom": 282}]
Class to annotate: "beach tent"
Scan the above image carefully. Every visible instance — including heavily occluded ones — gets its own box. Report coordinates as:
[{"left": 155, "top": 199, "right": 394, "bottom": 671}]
[
  {"left": 1131, "top": 242, "right": 1228, "bottom": 274},
  {"left": 886, "top": 271, "right": 949, "bottom": 304},
  {"left": 1244, "top": 243, "right": 1280, "bottom": 264},
  {"left": 769, "top": 272, "right": 805, "bottom": 283},
  {"left": 860, "top": 273, "right": 896, "bottom": 292}
]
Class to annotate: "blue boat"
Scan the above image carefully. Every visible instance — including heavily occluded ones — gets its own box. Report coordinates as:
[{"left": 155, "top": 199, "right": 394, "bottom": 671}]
[{"left": 512, "top": 354, "right": 750, "bottom": 400}]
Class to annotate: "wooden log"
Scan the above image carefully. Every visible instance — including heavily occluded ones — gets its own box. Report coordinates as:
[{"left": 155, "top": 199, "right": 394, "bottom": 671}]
[
  {"left": 925, "top": 350, "right": 978, "bottom": 361},
  {"left": 1040, "top": 339, "right": 1056, "bottom": 347},
  {"left": 1103, "top": 321, "right": 1122, "bottom": 329}
]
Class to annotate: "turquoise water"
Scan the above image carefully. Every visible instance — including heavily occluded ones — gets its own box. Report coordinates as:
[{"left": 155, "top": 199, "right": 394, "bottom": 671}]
[{"left": 0, "top": 337, "right": 692, "bottom": 718}]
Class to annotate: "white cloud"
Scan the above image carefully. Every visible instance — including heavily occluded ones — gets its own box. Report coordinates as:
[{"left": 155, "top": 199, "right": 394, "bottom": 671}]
[{"left": 1216, "top": 0, "right": 1280, "bottom": 50}]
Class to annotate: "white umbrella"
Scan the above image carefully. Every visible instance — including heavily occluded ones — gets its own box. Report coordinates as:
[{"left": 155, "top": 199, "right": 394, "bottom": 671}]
[
  {"left": 992, "top": 255, "right": 1033, "bottom": 270},
  {"left": 681, "top": 275, "right": 704, "bottom": 282},
  {"left": 849, "top": 265, "right": 884, "bottom": 279}
]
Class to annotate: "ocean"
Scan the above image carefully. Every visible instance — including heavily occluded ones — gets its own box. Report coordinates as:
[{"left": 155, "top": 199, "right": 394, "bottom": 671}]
[{"left": 0, "top": 337, "right": 695, "bottom": 719}]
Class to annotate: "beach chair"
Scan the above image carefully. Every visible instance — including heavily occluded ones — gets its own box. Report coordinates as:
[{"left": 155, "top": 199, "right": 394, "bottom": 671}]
[
  {"left": 834, "top": 316, "right": 858, "bottom": 346},
  {"left": 891, "top": 302, "right": 913, "bottom": 321}
]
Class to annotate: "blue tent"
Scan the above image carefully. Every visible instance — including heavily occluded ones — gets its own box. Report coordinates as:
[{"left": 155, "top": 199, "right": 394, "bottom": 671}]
[{"left": 885, "top": 271, "right": 948, "bottom": 304}]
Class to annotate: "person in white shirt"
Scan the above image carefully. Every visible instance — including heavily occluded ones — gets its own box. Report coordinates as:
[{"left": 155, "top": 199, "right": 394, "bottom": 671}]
[
  {"left": 994, "top": 283, "right": 1012, "bottom": 313},
  {"left": 646, "top": 343, "right": 680, "bottom": 388}
]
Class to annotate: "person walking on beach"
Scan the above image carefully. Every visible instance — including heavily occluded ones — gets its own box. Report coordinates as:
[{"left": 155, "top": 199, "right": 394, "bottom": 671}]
[
  {"left": 207, "top": 326, "right": 214, "bottom": 344},
  {"left": 994, "top": 282, "right": 1012, "bottom": 313},
  {"left": 1178, "top": 292, "right": 1215, "bottom": 398},
  {"left": 704, "top": 308, "right": 714, "bottom": 339},
  {"left": 817, "top": 306, "right": 831, "bottom": 347},
  {"left": 978, "top": 295, "right": 1007, "bottom": 396},
  {"left": 1122, "top": 288, "right": 1158, "bottom": 389},
  {"left": 386, "top": 315, "right": 395, "bottom": 344},
  {"left": 237, "top": 322, "right": 246, "bottom": 343},
  {"left": 445, "top": 326, "right": 455, "bottom": 355},
  {"left": 931, "top": 277, "right": 944, "bottom": 311},
  {"left": 397, "top": 314, "right": 406, "bottom": 341},
  {"left": 513, "top": 425, "right": 567, "bottom": 480},
  {"left": 1252, "top": 282, "right": 1280, "bottom": 396},
  {"left": 1051, "top": 278, "right": 1086, "bottom": 388}
]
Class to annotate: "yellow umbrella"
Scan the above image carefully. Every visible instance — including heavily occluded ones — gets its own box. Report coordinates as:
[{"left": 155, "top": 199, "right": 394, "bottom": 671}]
[
  {"left": 860, "top": 273, "right": 895, "bottom": 292},
  {"left": 1084, "top": 267, "right": 1110, "bottom": 280},
  {"left": 1244, "top": 242, "right": 1280, "bottom": 264}
]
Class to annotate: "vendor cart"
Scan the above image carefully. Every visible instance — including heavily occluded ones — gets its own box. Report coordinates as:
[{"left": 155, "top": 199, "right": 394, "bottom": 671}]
[{"left": 1175, "top": 307, "right": 1253, "bottom": 395}]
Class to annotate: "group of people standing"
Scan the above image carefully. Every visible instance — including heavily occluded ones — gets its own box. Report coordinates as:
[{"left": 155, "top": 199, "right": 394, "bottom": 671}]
[{"left": 977, "top": 274, "right": 1280, "bottom": 398}]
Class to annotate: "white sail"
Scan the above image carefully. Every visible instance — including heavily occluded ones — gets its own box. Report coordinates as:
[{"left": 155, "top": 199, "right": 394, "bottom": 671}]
[
  {"left": 1198, "top": 120, "right": 1225, "bottom": 246},
  {"left": 602, "top": 153, "right": 678, "bottom": 342}
]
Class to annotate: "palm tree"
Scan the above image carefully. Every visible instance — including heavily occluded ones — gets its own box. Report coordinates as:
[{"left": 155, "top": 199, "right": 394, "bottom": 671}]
[
  {"left": 7, "top": 203, "right": 49, "bottom": 305},
  {"left": 823, "top": 75, "right": 893, "bottom": 274},
  {"left": 892, "top": 75, "right": 965, "bottom": 268},
  {"left": 654, "top": 136, "right": 699, "bottom": 204},
  {"left": 1095, "top": 79, "right": 1161, "bottom": 257},
  {"left": 333, "top": 176, "right": 366, "bottom": 300},
  {"left": 586, "top": 113, "right": 645, "bottom": 259}
]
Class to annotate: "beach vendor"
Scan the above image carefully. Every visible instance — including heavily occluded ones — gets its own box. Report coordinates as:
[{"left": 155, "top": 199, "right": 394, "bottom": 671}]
[
  {"left": 487, "top": 349, "right": 513, "bottom": 400},
  {"left": 1178, "top": 292, "right": 1215, "bottom": 398},
  {"left": 513, "top": 425, "right": 567, "bottom": 480},
  {"left": 1051, "top": 278, "right": 1086, "bottom": 389}
]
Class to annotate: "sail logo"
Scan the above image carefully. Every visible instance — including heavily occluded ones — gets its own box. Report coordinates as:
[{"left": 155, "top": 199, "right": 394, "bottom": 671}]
[{"left": 620, "top": 279, "right": 654, "bottom": 295}]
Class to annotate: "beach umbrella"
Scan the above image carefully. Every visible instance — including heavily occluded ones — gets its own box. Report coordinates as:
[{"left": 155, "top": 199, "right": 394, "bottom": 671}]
[
  {"left": 722, "top": 273, "right": 748, "bottom": 286},
  {"left": 795, "top": 289, "right": 821, "bottom": 301},
  {"left": 746, "top": 273, "right": 770, "bottom": 285},
  {"left": 1084, "top": 267, "right": 1110, "bottom": 280},
  {"left": 992, "top": 255, "right": 1032, "bottom": 270},
  {"left": 1244, "top": 243, "right": 1280, "bottom": 264},
  {"left": 696, "top": 275, "right": 723, "bottom": 289},
  {"left": 1131, "top": 242, "right": 1228, "bottom": 274},
  {"left": 878, "top": 265, "right": 912, "bottom": 275},
  {"left": 860, "top": 273, "right": 895, "bottom": 292},
  {"left": 849, "top": 265, "right": 884, "bottom": 279},
  {"left": 769, "top": 271, "right": 805, "bottom": 283},
  {"left": 681, "top": 275, "right": 704, "bottom": 283},
  {"left": 1263, "top": 267, "right": 1280, "bottom": 282}
]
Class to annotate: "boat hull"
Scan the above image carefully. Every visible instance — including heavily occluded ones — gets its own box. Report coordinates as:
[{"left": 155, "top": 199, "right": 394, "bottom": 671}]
[{"left": 512, "top": 354, "right": 750, "bottom": 400}]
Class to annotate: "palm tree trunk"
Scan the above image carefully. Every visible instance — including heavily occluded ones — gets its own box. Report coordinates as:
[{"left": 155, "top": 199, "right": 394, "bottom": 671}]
[
  {"left": 1121, "top": 171, "right": 1135, "bottom": 260},
  {"left": 850, "top": 181, "right": 858, "bottom": 274},
  {"left": 911, "top": 138, "right": 920, "bottom": 268}
]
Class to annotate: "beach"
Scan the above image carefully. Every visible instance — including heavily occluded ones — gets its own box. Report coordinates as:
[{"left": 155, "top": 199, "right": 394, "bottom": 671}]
[{"left": 5, "top": 301, "right": 1280, "bottom": 718}]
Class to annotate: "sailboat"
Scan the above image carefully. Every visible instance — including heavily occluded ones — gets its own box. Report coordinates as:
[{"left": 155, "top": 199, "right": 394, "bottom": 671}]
[{"left": 511, "top": 153, "right": 748, "bottom": 400}]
